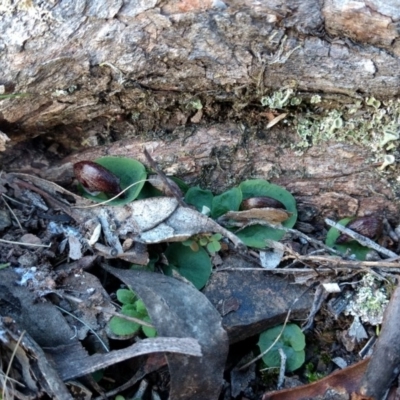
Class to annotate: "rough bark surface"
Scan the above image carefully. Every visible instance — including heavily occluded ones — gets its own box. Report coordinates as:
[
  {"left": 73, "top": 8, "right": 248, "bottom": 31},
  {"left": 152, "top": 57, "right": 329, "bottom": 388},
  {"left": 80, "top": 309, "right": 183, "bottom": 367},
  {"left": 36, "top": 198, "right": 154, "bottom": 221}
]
[
  {"left": 1, "top": 0, "right": 400, "bottom": 134},
  {"left": 4, "top": 123, "right": 398, "bottom": 225}
]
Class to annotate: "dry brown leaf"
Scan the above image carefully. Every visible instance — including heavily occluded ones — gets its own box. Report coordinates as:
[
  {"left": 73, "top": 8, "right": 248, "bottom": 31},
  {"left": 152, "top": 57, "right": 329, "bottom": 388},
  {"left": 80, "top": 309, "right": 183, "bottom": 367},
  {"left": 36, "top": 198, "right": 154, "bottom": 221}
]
[
  {"left": 222, "top": 208, "right": 291, "bottom": 224},
  {"left": 262, "top": 358, "right": 369, "bottom": 400}
]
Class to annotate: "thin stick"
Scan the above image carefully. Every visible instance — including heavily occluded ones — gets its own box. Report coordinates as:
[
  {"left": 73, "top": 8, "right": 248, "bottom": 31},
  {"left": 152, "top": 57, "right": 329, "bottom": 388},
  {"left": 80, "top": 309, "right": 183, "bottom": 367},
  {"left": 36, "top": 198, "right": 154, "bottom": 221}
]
[
  {"left": 1, "top": 195, "right": 23, "bottom": 231},
  {"left": 55, "top": 306, "right": 110, "bottom": 353},
  {"left": 0, "top": 238, "right": 51, "bottom": 248},
  {"left": 2, "top": 331, "right": 25, "bottom": 400},
  {"left": 277, "top": 348, "right": 287, "bottom": 389},
  {"left": 1, "top": 193, "right": 25, "bottom": 206},
  {"left": 239, "top": 308, "right": 292, "bottom": 370},
  {"left": 72, "top": 179, "right": 149, "bottom": 209},
  {"left": 325, "top": 218, "right": 398, "bottom": 258},
  {"left": 143, "top": 148, "right": 186, "bottom": 207},
  {"left": 290, "top": 254, "right": 400, "bottom": 268}
]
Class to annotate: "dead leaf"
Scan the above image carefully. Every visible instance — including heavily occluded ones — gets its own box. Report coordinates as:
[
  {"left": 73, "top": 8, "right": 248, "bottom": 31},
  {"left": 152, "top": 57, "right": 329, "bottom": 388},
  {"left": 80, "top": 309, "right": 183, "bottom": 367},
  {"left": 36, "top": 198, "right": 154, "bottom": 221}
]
[
  {"left": 266, "top": 113, "right": 288, "bottom": 129},
  {"left": 10, "top": 173, "right": 244, "bottom": 258},
  {"left": 1, "top": 317, "right": 73, "bottom": 400},
  {"left": 191, "top": 108, "right": 203, "bottom": 123},
  {"left": 203, "top": 258, "right": 314, "bottom": 344},
  {"left": 221, "top": 208, "right": 291, "bottom": 224},
  {"left": 262, "top": 358, "right": 369, "bottom": 400},
  {"left": 103, "top": 265, "right": 229, "bottom": 400},
  {"left": 47, "top": 337, "right": 202, "bottom": 381},
  {"left": 19, "top": 233, "right": 42, "bottom": 246},
  {"left": 68, "top": 235, "right": 82, "bottom": 260}
]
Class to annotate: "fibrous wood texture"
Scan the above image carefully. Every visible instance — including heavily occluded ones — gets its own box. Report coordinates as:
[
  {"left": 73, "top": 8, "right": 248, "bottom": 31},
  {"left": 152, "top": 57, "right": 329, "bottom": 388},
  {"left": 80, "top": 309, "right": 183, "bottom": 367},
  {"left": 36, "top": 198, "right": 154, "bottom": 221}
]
[{"left": 1, "top": 0, "right": 400, "bottom": 134}]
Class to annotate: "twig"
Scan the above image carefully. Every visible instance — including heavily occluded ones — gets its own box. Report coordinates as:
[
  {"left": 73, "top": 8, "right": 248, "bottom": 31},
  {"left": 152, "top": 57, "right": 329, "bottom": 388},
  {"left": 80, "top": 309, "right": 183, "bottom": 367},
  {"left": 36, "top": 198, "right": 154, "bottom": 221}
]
[
  {"left": 0, "top": 238, "right": 51, "bottom": 248},
  {"left": 2, "top": 331, "right": 25, "bottom": 400},
  {"left": 277, "top": 348, "right": 287, "bottom": 389},
  {"left": 55, "top": 305, "right": 110, "bottom": 353},
  {"left": 1, "top": 195, "right": 23, "bottom": 231},
  {"left": 239, "top": 307, "right": 292, "bottom": 370},
  {"left": 287, "top": 254, "right": 400, "bottom": 268},
  {"left": 72, "top": 179, "right": 149, "bottom": 209},
  {"left": 143, "top": 148, "right": 186, "bottom": 207},
  {"left": 325, "top": 218, "right": 398, "bottom": 258},
  {"left": 1, "top": 193, "right": 25, "bottom": 206}
]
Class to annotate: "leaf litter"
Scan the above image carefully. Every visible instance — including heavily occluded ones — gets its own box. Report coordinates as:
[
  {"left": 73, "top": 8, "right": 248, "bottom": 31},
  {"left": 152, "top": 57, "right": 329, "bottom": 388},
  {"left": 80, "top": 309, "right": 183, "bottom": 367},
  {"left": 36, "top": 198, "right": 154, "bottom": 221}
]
[{"left": 0, "top": 154, "right": 400, "bottom": 399}]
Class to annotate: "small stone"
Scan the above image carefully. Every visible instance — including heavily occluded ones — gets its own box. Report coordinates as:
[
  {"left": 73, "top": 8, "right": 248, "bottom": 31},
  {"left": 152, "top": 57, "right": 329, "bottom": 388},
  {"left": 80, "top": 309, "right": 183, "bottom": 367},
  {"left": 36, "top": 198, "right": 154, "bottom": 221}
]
[
  {"left": 19, "top": 233, "right": 42, "bottom": 246},
  {"left": 18, "top": 252, "right": 39, "bottom": 267}
]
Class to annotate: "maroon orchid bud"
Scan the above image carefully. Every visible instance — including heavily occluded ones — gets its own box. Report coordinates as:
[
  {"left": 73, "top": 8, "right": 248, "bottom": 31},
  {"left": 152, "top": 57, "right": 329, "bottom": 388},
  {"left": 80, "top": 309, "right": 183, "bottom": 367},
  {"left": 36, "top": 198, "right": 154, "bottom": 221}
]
[{"left": 74, "top": 161, "right": 122, "bottom": 196}]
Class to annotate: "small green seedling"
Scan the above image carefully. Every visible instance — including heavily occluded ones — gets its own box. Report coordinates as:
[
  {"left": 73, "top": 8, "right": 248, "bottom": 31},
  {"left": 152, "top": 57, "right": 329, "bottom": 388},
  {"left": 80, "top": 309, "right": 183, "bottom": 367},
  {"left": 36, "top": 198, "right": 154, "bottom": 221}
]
[
  {"left": 109, "top": 288, "right": 157, "bottom": 338},
  {"left": 258, "top": 324, "right": 306, "bottom": 372},
  {"left": 304, "top": 362, "right": 325, "bottom": 383},
  {"left": 182, "top": 233, "right": 223, "bottom": 254}
]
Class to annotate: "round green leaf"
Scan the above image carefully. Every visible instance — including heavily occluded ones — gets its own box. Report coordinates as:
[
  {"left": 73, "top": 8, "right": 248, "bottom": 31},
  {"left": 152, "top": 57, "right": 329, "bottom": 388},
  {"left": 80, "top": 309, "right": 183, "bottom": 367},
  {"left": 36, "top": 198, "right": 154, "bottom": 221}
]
[
  {"left": 207, "top": 240, "right": 221, "bottom": 254},
  {"left": 262, "top": 344, "right": 305, "bottom": 372},
  {"left": 212, "top": 233, "right": 223, "bottom": 241},
  {"left": 116, "top": 288, "right": 136, "bottom": 305},
  {"left": 142, "top": 316, "right": 157, "bottom": 338},
  {"left": 211, "top": 187, "right": 242, "bottom": 219},
  {"left": 185, "top": 186, "right": 214, "bottom": 212},
  {"left": 79, "top": 156, "right": 146, "bottom": 205},
  {"left": 199, "top": 237, "right": 209, "bottom": 246},
  {"left": 325, "top": 217, "right": 370, "bottom": 261},
  {"left": 135, "top": 299, "right": 148, "bottom": 316},
  {"left": 164, "top": 243, "right": 212, "bottom": 289},
  {"left": 236, "top": 179, "right": 297, "bottom": 248},
  {"left": 258, "top": 324, "right": 306, "bottom": 372},
  {"left": 109, "top": 305, "right": 142, "bottom": 336},
  {"left": 235, "top": 224, "right": 286, "bottom": 248}
]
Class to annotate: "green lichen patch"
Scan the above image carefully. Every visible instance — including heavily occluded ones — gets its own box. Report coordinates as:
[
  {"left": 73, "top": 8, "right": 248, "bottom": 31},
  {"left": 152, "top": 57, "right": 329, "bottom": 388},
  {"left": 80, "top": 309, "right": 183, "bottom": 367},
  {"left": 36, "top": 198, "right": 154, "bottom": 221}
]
[{"left": 261, "top": 89, "right": 400, "bottom": 157}]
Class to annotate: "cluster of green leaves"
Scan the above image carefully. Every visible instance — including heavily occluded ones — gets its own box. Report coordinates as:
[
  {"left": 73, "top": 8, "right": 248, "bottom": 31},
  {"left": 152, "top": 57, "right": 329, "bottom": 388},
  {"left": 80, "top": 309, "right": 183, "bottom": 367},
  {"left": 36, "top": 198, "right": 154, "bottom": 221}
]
[
  {"left": 109, "top": 288, "right": 157, "bottom": 338},
  {"left": 304, "top": 363, "right": 326, "bottom": 383},
  {"left": 325, "top": 217, "right": 370, "bottom": 261},
  {"left": 160, "top": 179, "right": 297, "bottom": 289},
  {"left": 258, "top": 324, "right": 306, "bottom": 372},
  {"left": 78, "top": 157, "right": 298, "bottom": 290},
  {"left": 182, "top": 233, "right": 223, "bottom": 254},
  {"left": 185, "top": 179, "right": 297, "bottom": 248}
]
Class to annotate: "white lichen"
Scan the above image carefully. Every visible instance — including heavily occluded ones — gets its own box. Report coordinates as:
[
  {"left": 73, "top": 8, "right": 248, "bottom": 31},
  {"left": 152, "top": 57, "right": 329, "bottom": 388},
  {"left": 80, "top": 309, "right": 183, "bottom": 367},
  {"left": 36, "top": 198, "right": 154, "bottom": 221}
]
[{"left": 345, "top": 273, "right": 389, "bottom": 326}]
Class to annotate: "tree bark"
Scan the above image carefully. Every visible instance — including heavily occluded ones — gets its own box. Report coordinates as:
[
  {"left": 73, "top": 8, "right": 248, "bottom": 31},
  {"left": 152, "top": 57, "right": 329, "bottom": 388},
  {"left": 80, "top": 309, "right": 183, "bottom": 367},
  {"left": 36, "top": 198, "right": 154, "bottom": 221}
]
[{"left": 1, "top": 0, "right": 400, "bottom": 134}]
